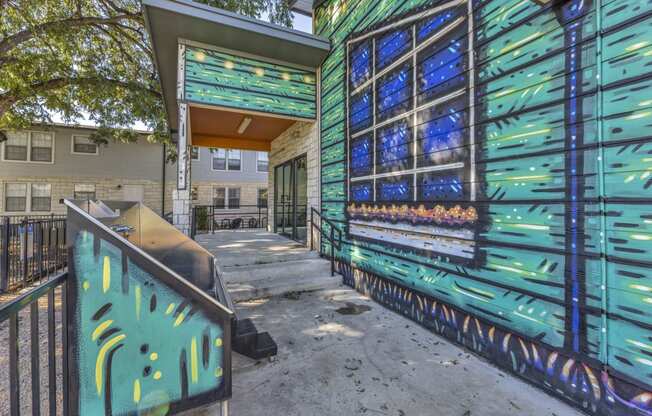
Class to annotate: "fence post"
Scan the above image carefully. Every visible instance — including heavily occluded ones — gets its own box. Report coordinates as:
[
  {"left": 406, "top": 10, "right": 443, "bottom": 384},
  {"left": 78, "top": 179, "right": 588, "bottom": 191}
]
[
  {"left": 22, "top": 217, "right": 28, "bottom": 286},
  {"left": 330, "top": 226, "right": 335, "bottom": 277},
  {"left": 1, "top": 217, "right": 9, "bottom": 292},
  {"left": 36, "top": 220, "right": 44, "bottom": 283}
]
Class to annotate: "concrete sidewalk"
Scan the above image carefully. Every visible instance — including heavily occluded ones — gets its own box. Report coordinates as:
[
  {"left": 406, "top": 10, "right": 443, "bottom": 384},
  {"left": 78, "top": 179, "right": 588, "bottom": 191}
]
[{"left": 193, "top": 288, "right": 583, "bottom": 416}]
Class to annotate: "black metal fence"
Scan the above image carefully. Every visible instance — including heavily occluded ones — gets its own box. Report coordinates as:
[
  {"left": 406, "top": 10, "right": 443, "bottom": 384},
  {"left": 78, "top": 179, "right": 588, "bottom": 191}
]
[
  {"left": 192, "top": 204, "right": 268, "bottom": 237},
  {"left": 0, "top": 215, "right": 67, "bottom": 293},
  {"left": 0, "top": 271, "right": 69, "bottom": 415}
]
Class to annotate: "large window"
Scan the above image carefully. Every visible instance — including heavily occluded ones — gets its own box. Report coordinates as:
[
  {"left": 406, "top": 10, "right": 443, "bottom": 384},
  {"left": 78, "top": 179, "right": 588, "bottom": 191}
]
[
  {"left": 257, "top": 188, "right": 268, "bottom": 208},
  {"left": 257, "top": 152, "right": 269, "bottom": 172},
  {"left": 3, "top": 131, "right": 54, "bottom": 162},
  {"left": 211, "top": 148, "right": 241, "bottom": 171},
  {"left": 5, "top": 183, "right": 27, "bottom": 212},
  {"left": 345, "top": 1, "right": 479, "bottom": 263},
  {"left": 74, "top": 184, "right": 96, "bottom": 200},
  {"left": 71, "top": 135, "right": 98, "bottom": 155},
  {"left": 31, "top": 183, "right": 51, "bottom": 211}
]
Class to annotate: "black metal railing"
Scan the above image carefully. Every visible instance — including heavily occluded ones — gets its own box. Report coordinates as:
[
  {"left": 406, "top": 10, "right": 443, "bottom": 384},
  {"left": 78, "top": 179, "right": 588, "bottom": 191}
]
[
  {"left": 191, "top": 205, "right": 268, "bottom": 237},
  {"left": 0, "top": 271, "right": 69, "bottom": 416},
  {"left": 1, "top": 215, "right": 67, "bottom": 293},
  {"left": 310, "top": 207, "right": 342, "bottom": 276}
]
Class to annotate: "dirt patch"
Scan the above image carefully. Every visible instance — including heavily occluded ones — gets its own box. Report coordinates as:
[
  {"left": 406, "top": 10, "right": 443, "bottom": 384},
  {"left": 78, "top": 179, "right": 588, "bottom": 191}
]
[{"left": 335, "top": 302, "right": 371, "bottom": 315}]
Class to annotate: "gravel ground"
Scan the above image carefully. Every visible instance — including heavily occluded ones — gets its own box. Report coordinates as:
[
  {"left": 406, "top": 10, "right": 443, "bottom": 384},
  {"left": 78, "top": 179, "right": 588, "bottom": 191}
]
[{"left": 0, "top": 285, "right": 64, "bottom": 415}]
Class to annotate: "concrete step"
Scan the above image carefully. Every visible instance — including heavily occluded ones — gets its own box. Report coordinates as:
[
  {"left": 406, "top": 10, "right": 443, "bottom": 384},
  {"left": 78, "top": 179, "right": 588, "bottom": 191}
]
[
  {"left": 223, "top": 258, "right": 341, "bottom": 302},
  {"left": 224, "top": 249, "right": 320, "bottom": 268}
]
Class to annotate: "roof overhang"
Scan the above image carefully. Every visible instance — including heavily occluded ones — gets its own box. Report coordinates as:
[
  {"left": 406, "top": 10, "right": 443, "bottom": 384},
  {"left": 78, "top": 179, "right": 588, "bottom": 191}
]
[
  {"left": 143, "top": 0, "right": 330, "bottom": 134},
  {"left": 289, "top": 0, "right": 314, "bottom": 16}
]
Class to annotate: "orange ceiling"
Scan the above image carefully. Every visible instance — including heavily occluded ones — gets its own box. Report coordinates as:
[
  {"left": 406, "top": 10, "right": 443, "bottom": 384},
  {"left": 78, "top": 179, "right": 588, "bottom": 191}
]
[{"left": 189, "top": 106, "right": 298, "bottom": 151}]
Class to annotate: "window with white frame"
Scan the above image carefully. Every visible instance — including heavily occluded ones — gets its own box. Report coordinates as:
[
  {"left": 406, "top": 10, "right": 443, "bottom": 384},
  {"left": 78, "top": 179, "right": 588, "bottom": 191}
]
[
  {"left": 31, "top": 183, "right": 51, "bottom": 211},
  {"left": 74, "top": 184, "right": 96, "bottom": 200},
  {"left": 211, "top": 148, "right": 241, "bottom": 171},
  {"left": 228, "top": 188, "right": 240, "bottom": 209},
  {"left": 71, "top": 135, "right": 99, "bottom": 155},
  {"left": 5, "top": 183, "right": 27, "bottom": 212},
  {"left": 191, "top": 146, "right": 200, "bottom": 161},
  {"left": 257, "top": 188, "right": 268, "bottom": 208},
  {"left": 213, "top": 187, "right": 226, "bottom": 209},
  {"left": 257, "top": 152, "right": 269, "bottom": 172},
  {"left": 3, "top": 131, "right": 54, "bottom": 163}
]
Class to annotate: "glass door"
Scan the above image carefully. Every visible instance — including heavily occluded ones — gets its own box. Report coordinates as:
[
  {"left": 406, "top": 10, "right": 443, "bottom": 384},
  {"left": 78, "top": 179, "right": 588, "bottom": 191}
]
[{"left": 273, "top": 154, "right": 308, "bottom": 243}]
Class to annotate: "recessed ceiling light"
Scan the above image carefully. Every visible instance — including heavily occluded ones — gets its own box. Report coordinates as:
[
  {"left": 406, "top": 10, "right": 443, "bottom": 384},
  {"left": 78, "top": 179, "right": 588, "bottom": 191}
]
[{"left": 237, "top": 117, "right": 253, "bottom": 134}]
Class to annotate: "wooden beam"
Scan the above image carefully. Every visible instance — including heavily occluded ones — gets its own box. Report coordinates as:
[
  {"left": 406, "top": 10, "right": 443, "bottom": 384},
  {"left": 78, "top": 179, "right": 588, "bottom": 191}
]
[{"left": 191, "top": 134, "right": 272, "bottom": 151}]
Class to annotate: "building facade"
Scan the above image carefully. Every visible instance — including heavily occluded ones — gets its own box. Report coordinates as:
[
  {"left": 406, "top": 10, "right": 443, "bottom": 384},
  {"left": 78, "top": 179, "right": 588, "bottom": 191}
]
[
  {"left": 0, "top": 125, "right": 268, "bottom": 216},
  {"left": 144, "top": 1, "right": 652, "bottom": 415}
]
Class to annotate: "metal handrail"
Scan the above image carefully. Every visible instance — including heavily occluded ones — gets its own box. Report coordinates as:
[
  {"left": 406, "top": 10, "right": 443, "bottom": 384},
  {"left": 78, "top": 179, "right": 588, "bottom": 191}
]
[
  {"left": 0, "top": 271, "right": 70, "bottom": 416},
  {"left": 309, "top": 207, "right": 342, "bottom": 276}
]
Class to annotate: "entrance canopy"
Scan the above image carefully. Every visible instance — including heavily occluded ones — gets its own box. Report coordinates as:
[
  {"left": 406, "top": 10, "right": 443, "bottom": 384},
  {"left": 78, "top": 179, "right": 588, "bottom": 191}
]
[{"left": 143, "top": 0, "right": 330, "bottom": 151}]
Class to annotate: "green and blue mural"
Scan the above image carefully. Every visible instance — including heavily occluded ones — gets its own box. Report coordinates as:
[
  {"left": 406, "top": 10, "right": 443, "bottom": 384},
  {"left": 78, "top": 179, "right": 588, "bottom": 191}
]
[
  {"left": 67, "top": 212, "right": 231, "bottom": 415},
  {"left": 184, "top": 46, "right": 317, "bottom": 119},
  {"left": 316, "top": 0, "right": 652, "bottom": 414}
]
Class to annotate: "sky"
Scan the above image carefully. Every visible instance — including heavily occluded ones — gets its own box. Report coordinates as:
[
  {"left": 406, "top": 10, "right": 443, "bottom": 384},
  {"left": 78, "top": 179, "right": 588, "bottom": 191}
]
[{"left": 52, "top": 11, "right": 313, "bottom": 130}]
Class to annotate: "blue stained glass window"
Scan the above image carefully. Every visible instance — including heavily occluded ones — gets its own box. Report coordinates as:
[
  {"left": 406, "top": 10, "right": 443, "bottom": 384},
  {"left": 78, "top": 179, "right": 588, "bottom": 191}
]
[
  {"left": 418, "top": 172, "right": 465, "bottom": 201},
  {"left": 351, "top": 181, "right": 373, "bottom": 202},
  {"left": 376, "top": 64, "right": 412, "bottom": 121},
  {"left": 350, "top": 41, "right": 372, "bottom": 89},
  {"left": 350, "top": 135, "right": 373, "bottom": 177},
  {"left": 377, "top": 176, "right": 412, "bottom": 202},
  {"left": 376, "top": 28, "right": 412, "bottom": 70},
  {"left": 377, "top": 119, "right": 412, "bottom": 173},
  {"left": 349, "top": 87, "right": 373, "bottom": 133},
  {"left": 417, "top": 36, "right": 466, "bottom": 105},
  {"left": 416, "top": 7, "right": 462, "bottom": 43}
]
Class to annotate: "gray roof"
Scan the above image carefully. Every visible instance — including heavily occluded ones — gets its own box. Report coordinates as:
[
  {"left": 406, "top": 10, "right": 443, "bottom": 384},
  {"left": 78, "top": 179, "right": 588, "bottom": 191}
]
[
  {"left": 143, "top": 0, "right": 330, "bottom": 133},
  {"left": 289, "top": 0, "right": 314, "bottom": 15}
]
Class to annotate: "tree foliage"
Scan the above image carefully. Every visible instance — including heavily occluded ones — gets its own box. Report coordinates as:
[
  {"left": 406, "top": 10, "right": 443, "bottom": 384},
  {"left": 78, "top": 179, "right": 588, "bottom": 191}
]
[{"left": 0, "top": 0, "right": 293, "bottom": 147}]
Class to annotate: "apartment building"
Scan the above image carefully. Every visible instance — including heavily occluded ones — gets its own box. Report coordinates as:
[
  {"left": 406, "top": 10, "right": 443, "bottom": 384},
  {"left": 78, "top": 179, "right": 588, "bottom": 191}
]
[{"left": 0, "top": 125, "right": 268, "bottom": 215}]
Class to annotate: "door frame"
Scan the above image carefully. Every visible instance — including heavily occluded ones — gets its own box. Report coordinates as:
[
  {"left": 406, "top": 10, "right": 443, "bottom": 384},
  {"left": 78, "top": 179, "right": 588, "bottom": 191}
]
[{"left": 273, "top": 153, "right": 308, "bottom": 242}]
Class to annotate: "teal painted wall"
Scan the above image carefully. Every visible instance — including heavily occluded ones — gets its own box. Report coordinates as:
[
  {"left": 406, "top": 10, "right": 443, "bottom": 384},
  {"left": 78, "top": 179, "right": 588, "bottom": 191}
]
[
  {"left": 316, "top": 1, "right": 652, "bottom": 414},
  {"left": 184, "top": 46, "right": 317, "bottom": 119}
]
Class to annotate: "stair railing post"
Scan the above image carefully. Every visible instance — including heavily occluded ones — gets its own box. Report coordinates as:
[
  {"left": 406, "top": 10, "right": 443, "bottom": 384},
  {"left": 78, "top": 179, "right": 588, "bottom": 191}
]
[{"left": 330, "top": 226, "right": 335, "bottom": 277}]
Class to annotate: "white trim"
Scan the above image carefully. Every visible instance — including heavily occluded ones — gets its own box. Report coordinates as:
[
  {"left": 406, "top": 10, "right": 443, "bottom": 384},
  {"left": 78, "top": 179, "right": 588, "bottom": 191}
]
[
  {"left": 350, "top": 162, "right": 465, "bottom": 183},
  {"left": 211, "top": 185, "right": 242, "bottom": 209},
  {"left": 3, "top": 181, "right": 53, "bottom": 213},
  {"left": 1, "top": 130, "right": 55, "bottom": 164},
  {"left": 70, "top": 134, "right": 100, "bottom": 156}
]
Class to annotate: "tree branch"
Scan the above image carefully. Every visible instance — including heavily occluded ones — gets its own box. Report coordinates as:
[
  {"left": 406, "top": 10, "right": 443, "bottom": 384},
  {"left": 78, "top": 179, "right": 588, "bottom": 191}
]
[{"left": 0, "top": 12, "right": 142, "bottom": 56}]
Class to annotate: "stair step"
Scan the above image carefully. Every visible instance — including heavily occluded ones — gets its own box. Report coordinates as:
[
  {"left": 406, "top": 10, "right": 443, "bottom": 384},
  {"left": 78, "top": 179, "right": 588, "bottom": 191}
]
[
  {"left": 222, "top": 250, "right": 320, "bottom": 268},
  {"left": 222, "top": 258, "right": 333, "bottom": 284},
  {"left": 227, "top": 272, "right": 341, "bottom": 302}
]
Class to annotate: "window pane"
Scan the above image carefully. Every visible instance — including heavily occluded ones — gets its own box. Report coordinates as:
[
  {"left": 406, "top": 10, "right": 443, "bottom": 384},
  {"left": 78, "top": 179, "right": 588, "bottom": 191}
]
[
  {"left": 31, "top": 132, "right": 53, "bottom": 162},
  {"left": 5, "top": 183, "right": 27, "bottom": 211},
  {"left": 5, "top": 132, "right": 28, "bottom": 160},
  {"left": 31, "top": 183, "right": 51, "bottom": 211},
  {"left": 191, "top": 147, "right": 200, "bottom": 160},
  {"left": 228, "top": 188, "right": 240, "bottom": 209},
  {"left": 257, "top": 152, "right": 269, "bottom": 172},
  {"left": 74, "top": 184, "right": 96, "bottom": 200},
  {"left": 258, "top": 188, "right": 268, "bottom": 208},
  {"left": 73, "top": 136, "right": 98, "bottom": 154},
  {"left": 213, "top": 187, "right": 225, "bottom": 209},
  {"left": 228, "top": 150, "right": 241, "bottom": 171},
  {"left": 211, "top": 149, "right": 226, "bottom": 170}
]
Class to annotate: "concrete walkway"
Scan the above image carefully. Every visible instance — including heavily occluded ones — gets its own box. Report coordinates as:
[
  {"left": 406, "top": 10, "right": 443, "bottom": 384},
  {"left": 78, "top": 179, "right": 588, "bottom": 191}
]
[{"left": 192, "top": 288, "right": 583, "bottom": 416}]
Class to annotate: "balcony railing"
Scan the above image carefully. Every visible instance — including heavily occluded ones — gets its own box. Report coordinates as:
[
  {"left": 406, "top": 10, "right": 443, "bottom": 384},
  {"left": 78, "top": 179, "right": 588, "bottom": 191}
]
[{"left": 191, "top": 205, "right": 268, "bottom": 237}]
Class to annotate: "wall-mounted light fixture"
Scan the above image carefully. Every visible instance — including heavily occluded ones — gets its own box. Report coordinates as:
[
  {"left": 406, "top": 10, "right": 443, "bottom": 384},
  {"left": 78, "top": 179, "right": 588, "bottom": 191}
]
[{"left": 237, "top": 117, "right": 253, "bottom": 135}]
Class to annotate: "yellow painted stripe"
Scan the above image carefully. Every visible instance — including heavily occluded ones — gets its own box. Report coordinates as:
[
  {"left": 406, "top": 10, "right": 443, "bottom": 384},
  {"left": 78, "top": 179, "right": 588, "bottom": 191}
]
[
  {"left": 135, "top": 285, "right": 141, "bottom": 321},
  {"left": 102, "top": 256, "right": 111, "bottom": 293},
  {"left": 95, "top": 334, "right": 126, "bottom": 396},
  {"left": 191, "top": 337, "right": 199, "bottom": 384},
  {"left": 165, "top": 303, "right": 175, "bottom": 315},
  {"left": 91, "top": 320, "right": 113, "bottom": 341},
  {"left": 174, "top": 312, "right": 185, "bottom": 327},
  {"left": 133, "top": 379, "right": 141, "bottom": 403}
]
